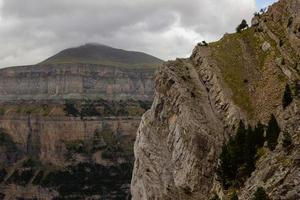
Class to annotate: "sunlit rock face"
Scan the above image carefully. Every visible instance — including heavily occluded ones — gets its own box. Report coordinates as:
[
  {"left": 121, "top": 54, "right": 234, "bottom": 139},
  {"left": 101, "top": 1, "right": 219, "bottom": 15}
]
[{"left": 131, "top": 0, "right": 300, "bottom": 199}]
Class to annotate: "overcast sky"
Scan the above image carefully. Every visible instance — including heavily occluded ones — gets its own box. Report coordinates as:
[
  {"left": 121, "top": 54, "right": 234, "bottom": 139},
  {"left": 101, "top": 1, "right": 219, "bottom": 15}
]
[{"left": 0, "top": 0, "right": 277, "bottom": 68}]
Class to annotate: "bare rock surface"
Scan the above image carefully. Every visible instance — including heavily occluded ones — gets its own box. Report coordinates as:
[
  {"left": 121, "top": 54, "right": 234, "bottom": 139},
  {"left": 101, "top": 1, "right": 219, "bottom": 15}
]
[{"left": 131, "top": 0, "right": 300, "bottom": 199}]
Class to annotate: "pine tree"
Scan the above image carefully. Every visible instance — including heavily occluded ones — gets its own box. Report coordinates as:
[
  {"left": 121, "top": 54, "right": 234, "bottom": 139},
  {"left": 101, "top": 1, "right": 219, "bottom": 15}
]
[
  {"left": 266, "top": 114, "right": 281, "bottom": 151},
  {"left": 252, "top": 187, "right": 269, "bottom": 200},
  {"left": 216, "top": 141, "right": 236, "bottom": 189},
  {"left": 231, "top": 191, "right": 239, "bottom": 200},
  {"left": 231, "top": 121, "right": 246, "bottom": 166},
  {"left": 217, "top": 121, "right": 268, "bottom": 189},
  {"left": 282, "top": 84, "right": 293, "bottom": 109},
  {"left": 243, "top": 126, "right": 256, "bottom": 176},
  {"left": 253, "top": 122, "right": 265, "bottom": 148}
]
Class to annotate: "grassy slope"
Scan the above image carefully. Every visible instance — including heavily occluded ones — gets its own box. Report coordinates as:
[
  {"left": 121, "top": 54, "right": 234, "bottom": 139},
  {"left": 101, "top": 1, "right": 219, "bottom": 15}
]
[{"left": 209, "top": 26, "right": 287, "bottom": 119}]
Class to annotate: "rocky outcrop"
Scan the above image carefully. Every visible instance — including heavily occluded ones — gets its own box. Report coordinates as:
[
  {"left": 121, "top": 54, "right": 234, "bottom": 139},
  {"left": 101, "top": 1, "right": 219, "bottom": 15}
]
[
  {"left": 131, "top": 0, "right": 300, "bottom": 199},
  {"left": 131, "top": 55, "right": 243, "bottom": 199}
]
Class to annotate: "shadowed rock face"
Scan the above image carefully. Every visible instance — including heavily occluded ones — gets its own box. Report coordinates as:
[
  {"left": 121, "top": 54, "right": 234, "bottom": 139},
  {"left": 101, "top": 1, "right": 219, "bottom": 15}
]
[
  {"left": 131, "top": 0, "right": 300, "bottom": 199},
  {"left": 0, "top": 45, "right": 161, "bottom": 199}
]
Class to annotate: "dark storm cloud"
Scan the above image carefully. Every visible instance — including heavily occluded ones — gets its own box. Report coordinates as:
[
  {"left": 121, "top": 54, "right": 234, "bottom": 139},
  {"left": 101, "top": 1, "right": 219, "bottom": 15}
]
[{"left": 0, "top": 0, "right": 256, "bottom": 68}]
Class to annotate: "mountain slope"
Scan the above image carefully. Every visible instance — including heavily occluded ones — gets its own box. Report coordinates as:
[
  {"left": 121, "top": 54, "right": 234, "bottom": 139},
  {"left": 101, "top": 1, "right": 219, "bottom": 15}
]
[
  {"left": 131, "top": 0, "right": 300, "bottom": 199},
  {"left": 41, "top": 43, "right": 163, "bottom": 68}
]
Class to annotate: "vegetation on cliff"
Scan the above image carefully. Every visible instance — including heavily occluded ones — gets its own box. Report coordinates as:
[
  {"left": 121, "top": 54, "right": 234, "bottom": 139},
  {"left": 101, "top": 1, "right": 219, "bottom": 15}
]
[
  {"left": 0, "top": 129, "right": 18, "bottom": 151},
  {"left": 210, "top": 14, "right": 288, "bottom": 119},
  {"left": 63, "top": 99, "right": 152, "bottom": 118},
  {"left": 252, "top": 187, "right": 269, "bottom": 200},
  {"left": 236, "top": 19, "right": 249, "bottom": 33},
  {"left": 217, "top": 114, "right": 281, "bottom": 190}
]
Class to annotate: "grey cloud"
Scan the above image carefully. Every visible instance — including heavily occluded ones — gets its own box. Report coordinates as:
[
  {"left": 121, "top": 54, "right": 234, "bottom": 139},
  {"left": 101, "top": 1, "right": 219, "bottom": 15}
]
[{"left": 0, "top": 0, "right": 256, "bottom": 68}]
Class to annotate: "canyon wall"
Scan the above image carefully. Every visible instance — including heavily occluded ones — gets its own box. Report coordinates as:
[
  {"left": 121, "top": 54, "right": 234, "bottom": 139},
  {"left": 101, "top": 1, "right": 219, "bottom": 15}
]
[
  {"left": 0, "top": 44, "right": 161, "bottom": 199},
  {"left": 0, "top": 64, "right": 155, "bottom": 101},
  {"left": 0, "top": 114, "right": 140, "bottom": 165}
]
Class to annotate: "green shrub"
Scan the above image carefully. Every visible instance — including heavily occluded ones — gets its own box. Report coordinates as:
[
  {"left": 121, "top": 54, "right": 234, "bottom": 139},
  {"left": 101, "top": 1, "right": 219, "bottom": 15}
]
[
  {"left": 64, "top": 140, "right": 87, "bottom": 160},
  {"left": 0, "top": 129, "right": 17, "bottom": 150},
  {"left": 252, "top": 187, "right": 269, "bottom": 200},
  {"left": 63, "top": 101, "right": 80, "bottom": 117},
  {"left": 127, "top": 105, "right": 145, "bottom": 116},
  {"left": 236, "top": 19, "right": 249, "bottom": 33},
  {"left": 255, "top": 148, "right": 265, "bottom": 160},
  {"left": 32, "top": 171, "right": 44, "bottom": 185},
  {"left": 287, "top": 17, "right": 293, "bottom": 28},
  {"left": 22, "top": 157, "right": 40, "bottom": 168},
  {"left": 41, "top": 162, "right": 133, "bottom": 198},
  {"left": 7, "top": 168, "right": 35, "bottom": 186},
  {"left": 80, "top": 100, "right": 100, "bottom": 117}
]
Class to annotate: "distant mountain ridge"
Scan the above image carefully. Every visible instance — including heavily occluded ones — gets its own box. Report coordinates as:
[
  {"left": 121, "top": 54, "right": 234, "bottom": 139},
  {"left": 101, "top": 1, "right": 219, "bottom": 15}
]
[{"left": 41, "top": 43, "right": 163, "bottom": 68}]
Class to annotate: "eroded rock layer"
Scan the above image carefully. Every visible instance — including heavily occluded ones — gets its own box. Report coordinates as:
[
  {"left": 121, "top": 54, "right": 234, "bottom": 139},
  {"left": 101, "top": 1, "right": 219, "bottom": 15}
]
[{"left": 0, "top": 64, "right": 155, "bottom": 101}]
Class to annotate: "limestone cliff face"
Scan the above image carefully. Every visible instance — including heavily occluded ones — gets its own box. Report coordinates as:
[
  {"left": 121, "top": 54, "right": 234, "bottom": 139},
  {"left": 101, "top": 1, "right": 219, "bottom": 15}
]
[
  {"left": 0, "top": 114, "right": 140, "bottom": 165},
  {"left": 0, "top": 64, "right": 155, "bottom": 101},
  {"left": 131, "top": 57, "right": 243, "bottom": 199},
  {"left": 131, "top": 0, "right": 300, "bottom": 199},
  {"left": 0, "top": 114, "right": 140, "bottom": 199}
]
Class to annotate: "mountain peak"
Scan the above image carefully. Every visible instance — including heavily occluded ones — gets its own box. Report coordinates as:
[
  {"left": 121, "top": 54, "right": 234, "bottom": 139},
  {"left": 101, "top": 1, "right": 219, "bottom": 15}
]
[{"left": 41, "top": 44, "right": 163, "bottom": 68}]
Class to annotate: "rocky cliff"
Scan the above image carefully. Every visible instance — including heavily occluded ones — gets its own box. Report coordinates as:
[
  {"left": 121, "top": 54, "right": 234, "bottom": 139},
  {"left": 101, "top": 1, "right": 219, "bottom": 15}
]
[
  {"left": 0, "top": 64, "right": 155, "bottom": 101},
  {"left": 131, "top": 0, "right": 300, "bottom": 199},
  {"left": 0, "top": 44, "right": 162, "bottom": 199}
]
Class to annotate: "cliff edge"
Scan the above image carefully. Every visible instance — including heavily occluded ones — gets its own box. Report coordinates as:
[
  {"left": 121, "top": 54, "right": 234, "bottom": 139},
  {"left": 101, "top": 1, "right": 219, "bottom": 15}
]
[{"left": 131, "top": 0, "right": 300, "bottom": 199}]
